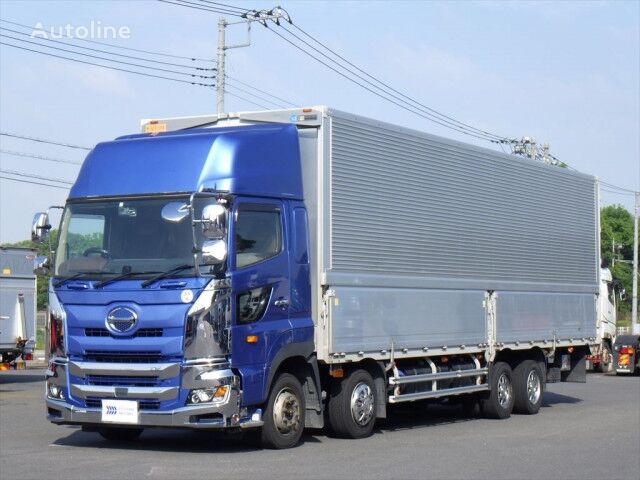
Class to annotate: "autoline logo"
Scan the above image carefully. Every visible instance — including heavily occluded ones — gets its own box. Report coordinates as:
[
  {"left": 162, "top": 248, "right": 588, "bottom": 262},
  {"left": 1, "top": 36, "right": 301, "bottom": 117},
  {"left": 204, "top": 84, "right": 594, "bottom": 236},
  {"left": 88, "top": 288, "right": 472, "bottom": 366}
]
[{"left": 31, "top": 21, "right": 131, "bottom": 40}]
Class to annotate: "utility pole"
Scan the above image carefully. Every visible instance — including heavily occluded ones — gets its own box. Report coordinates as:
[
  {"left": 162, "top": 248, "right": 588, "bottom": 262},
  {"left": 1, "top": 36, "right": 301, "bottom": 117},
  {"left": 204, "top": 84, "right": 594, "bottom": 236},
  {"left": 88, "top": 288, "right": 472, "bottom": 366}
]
[
  {"left": 215, "top": 7, "right": 289, "bottom": 114},
  {"left": 217, "top": 17, "right": 226, "bottom": 115},
  {"left": 633, "top": 192, "right": 639, "bottom": 334}
]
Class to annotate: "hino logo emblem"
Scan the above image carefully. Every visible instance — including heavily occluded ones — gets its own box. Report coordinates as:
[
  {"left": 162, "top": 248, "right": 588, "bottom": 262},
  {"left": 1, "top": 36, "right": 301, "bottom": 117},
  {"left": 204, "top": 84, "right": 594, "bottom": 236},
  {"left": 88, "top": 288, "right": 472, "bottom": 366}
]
[{"left": 106, "top": 307, "right": 138, "bottom": 334}]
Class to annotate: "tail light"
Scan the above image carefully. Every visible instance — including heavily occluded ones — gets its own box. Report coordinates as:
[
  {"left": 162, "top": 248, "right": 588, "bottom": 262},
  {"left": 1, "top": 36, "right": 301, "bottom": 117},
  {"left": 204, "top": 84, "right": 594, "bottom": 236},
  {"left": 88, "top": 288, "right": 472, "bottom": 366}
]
[
  {"left": 619, "top": 347, "right": 635, "bottom": 355},
  {"left": 24, "top": 353, "right": 33, "bottom": 361}
]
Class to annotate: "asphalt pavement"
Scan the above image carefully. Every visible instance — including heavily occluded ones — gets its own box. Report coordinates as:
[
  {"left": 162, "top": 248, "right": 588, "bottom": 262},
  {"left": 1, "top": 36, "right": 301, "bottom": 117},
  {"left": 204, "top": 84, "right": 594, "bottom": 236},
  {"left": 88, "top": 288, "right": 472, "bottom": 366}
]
[{"left": 1, "top": 369, "right": 638, "bottom": 480}]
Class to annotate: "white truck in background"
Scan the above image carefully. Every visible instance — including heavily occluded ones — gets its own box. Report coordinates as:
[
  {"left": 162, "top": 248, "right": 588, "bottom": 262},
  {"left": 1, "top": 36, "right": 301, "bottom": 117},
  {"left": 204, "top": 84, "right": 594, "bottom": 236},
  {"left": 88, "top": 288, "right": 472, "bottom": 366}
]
[
  {"left": 587, "top": 267, "right": 617, "bottom": 372},
  {"left": 0, "top": 247, "right": 37, "bottom": 367}
]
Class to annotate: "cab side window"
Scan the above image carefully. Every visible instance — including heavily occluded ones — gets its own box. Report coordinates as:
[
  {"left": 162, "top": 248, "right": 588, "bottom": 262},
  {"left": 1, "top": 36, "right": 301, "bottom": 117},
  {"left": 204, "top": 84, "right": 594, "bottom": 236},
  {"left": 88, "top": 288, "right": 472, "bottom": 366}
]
[{"left": 235, "top": 205, "right": 282, "bottom": 268}]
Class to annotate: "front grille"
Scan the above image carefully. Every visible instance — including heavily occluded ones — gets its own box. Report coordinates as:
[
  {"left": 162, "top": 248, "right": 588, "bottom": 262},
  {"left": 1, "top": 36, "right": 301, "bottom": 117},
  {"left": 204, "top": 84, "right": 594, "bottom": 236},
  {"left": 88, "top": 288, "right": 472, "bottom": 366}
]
[
  {"left": 84, "top": 350, "right": 164, "bottom": 363},
  {"left": 85, "top": 398, "right": 161, "bottom": 410},
  {"left": 86, "top": 375, "right": 160, "bottom": 387},
  {"left": 85, "top": 328, "right": 163, "bottom": 338}
]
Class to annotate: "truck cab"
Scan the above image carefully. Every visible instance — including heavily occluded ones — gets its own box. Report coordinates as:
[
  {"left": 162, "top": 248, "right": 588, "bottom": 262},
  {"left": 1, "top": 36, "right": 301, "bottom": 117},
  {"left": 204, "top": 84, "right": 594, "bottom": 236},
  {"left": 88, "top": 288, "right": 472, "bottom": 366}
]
[
  {"left": 36, "top": 120, "right": 317, "bottom": 448},
  {"left": 589, "top": 268, "right": 617, "bottom": 372}
]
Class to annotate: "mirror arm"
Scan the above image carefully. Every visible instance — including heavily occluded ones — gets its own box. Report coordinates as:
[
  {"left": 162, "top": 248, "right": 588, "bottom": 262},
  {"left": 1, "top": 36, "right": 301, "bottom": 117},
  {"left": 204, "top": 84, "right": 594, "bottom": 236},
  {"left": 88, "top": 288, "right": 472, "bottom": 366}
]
[
  {"left": 188, "top": 192, "right": 201, "bottom": 277},
  {"left": 45, "top": 206, "right": 64, "bottom": 265}
]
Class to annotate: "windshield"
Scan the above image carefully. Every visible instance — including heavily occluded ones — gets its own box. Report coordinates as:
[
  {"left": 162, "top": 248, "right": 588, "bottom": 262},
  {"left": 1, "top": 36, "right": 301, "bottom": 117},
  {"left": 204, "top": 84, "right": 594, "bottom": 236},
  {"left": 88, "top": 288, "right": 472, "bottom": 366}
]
[{"left": 54, "top": 197, "right": 211, "bottom": 278}]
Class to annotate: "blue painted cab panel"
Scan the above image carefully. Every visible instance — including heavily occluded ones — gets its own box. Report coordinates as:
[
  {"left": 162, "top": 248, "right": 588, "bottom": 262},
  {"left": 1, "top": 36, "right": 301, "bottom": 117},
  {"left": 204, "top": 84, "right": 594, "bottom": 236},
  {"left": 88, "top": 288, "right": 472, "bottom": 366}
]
[{"left": 69, "top": 124, "right": 303, "bottom": 200}]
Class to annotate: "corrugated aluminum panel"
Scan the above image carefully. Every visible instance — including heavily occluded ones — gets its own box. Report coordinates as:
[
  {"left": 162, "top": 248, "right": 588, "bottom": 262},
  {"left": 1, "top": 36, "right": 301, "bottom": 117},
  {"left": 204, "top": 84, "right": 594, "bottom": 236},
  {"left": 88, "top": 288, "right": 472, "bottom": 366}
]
[{"left": 328, "top": 111, "right": 598, "bottom": 292}]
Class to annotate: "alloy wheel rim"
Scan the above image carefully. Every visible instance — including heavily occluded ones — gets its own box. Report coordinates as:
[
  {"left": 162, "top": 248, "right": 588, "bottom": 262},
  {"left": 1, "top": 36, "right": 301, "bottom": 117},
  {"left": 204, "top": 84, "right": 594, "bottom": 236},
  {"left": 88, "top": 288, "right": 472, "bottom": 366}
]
[
  {"left": 497, "top": 373, "right": 512, "bottom": 408},
  {"left": 350, "top": 382, "right": 375, "bottom": 426},
  {"left": 527, "top": 370, "right": 541, "bottom": 404}
]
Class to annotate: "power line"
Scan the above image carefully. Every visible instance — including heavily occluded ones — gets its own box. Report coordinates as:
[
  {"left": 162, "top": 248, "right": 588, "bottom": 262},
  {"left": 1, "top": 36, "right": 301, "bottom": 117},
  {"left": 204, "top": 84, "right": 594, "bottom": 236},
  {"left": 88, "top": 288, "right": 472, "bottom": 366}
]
[
  {"left": 0, "top": 149, "right": 82, "bottom": 166},
  {"left": 0, "top": 18, "right": 216, "bottom": 62},
  {"left": 158, "top": 0, "right": 245, "bottom": 16},
  {"left": 274, "top": 22, "right": 506, "bottom": 143},
  {"left": 0, "top": 175, "right": 69, "bottom": 190},
  {"left": 1, "top": 132, "right": 91, "bottom": 150},
  {"left": 0, "top": 25, "right": 216, "bottom": 71},
  {"left": 225, "top": 89, "right": 271, "bottom": 109},
  {"left": 225, "top": 81, "right": 288, "bottom": 109},
  {"left": 266, "top": 27, "right": 500, "bottom": 142},
  {"left": 0, "top": 33, "right": 215, "bottom": 79},
  {"left": 225, "top": 74, "right": 297, "bottom": 107},
  {"left": 195, "top": 0, "right": 247, "bottom": 11},
  {"left": 0, "top": 168, "right": 73, "bottom": 185},
  {"left": 0, "top": 41, "right": 215, "bottom": 87}
]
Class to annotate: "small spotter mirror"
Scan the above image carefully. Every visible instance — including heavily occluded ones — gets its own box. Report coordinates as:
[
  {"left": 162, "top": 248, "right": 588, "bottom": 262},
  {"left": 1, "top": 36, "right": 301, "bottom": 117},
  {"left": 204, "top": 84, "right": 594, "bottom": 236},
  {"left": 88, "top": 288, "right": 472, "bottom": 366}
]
[
  {"left": 201, "top": 204, "right": 226, "bottom": 239},
  {"left": 33, "top": 256, "right": 50, "bottom": 276},
  {"left": 31, "top": 212, "right": 50, "bottom": 242},
  {"left": 161, "top": 202, "right": 189, "bottom": 223}
]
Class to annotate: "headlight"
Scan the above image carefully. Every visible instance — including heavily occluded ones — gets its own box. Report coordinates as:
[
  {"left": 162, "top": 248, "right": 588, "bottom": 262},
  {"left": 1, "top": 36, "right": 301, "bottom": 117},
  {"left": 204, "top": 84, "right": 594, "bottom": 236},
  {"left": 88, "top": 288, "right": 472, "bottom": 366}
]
[
  {"left": 184, "top": 280, "right": 231, "bottom": 360},
  {"left": 187, "top": 386, "right": 229, "bottom": 404},
  {"left": 48, "top": 286, "right": 66, "bottom": 358}
]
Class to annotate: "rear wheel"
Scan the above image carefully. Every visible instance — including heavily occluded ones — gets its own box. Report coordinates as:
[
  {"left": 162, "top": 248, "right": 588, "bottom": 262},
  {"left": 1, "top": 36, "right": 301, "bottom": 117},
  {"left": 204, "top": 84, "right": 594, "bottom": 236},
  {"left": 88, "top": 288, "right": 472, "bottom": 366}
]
[
  {"left": 98, "top": 427, "right": 143, "bottom": 441},
  {"left": 480, "top": 362, "right": 514, "bottom": 419},
  {"left": 328, "top": 369, "right": 376, "bottom": 438},
  {"left": 513, "top": 360, "right": 544, "bottom": 414},
  {"left": 260, "top": 373, "right": 305, "bottom": 449}
]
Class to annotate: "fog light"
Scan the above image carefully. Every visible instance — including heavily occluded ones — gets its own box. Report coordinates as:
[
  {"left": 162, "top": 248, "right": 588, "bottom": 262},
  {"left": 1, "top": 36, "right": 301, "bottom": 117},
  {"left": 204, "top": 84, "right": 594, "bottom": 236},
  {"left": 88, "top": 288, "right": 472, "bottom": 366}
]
[{"left": 47, "top": 382, "right": 64, "bottom": 400}]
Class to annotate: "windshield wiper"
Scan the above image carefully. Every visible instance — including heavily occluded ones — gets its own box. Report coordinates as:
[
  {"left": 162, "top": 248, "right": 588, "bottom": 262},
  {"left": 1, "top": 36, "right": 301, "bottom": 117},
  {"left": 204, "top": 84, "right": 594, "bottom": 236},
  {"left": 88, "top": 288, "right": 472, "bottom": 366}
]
[
  {"left": 141, "top": 264, "right": 194, "bottom": 288},
  {"left": 53, "top": 271, "right": 112, "bottom": 288},
  {"left": 94, "top": 270, "right": 160, "bottom": 289}
]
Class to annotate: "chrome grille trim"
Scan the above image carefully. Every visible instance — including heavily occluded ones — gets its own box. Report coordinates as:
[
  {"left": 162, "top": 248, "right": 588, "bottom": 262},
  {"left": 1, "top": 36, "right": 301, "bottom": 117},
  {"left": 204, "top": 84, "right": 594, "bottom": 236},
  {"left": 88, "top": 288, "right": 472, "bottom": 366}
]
[{"left": 68, "top": 361, "right": 180, "bottom": 379}]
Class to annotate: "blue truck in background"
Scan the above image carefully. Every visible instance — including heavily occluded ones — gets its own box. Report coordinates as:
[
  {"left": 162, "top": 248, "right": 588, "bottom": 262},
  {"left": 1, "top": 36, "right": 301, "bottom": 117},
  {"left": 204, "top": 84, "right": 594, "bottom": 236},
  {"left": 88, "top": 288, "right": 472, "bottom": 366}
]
[{"left": 33, "top": 107, "right": 600, "bottom": 448}]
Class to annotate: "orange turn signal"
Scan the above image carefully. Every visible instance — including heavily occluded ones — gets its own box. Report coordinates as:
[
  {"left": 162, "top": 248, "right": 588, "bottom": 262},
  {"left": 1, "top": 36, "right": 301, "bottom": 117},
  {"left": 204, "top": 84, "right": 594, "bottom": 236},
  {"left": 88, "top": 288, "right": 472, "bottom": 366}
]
[
  {"left": 245, "top": 335, "right": 258, "bottom": 344},
  {"left": 214, "top": 386, "right": 228, "bottom": 398}
]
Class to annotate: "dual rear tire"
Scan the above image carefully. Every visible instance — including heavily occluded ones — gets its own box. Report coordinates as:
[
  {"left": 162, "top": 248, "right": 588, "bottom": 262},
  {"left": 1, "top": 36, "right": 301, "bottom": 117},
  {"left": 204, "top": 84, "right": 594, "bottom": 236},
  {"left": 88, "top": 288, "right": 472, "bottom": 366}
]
[{"left": 480, "top": 360, "right": 544, "bottom": 419}]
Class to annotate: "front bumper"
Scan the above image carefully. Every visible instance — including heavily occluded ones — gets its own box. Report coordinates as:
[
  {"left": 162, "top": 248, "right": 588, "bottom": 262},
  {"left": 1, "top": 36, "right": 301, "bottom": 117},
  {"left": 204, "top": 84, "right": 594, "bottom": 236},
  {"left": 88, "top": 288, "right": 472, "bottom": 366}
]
[
  {"left": 45, "top": 398, "right": 263, "bottom": 429},
  {"left": 45, "top": 358, "right": 263, "bottom": 430}
]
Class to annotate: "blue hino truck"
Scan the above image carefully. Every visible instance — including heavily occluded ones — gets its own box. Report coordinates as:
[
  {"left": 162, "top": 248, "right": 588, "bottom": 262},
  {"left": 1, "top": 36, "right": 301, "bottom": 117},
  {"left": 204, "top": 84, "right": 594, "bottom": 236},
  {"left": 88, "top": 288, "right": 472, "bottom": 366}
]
[{"left": 32, "top": 107, "right": 599, "bottom": 448}]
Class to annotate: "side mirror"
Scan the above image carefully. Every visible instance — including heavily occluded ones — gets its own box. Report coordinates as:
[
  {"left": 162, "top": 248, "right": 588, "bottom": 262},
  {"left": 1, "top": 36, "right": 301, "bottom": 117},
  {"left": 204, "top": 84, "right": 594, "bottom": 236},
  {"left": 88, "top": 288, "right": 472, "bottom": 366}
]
[
  {"left": 201, "top": 204, "right": 226, "bottom": 239},
  {"left": 161, "top": 202, "right": 189, "bottom": 223},
  {"left": 201, "top": 239, "right": 227, "bottom": 265},
  {"left": 33, "top": 256, "right": 50, "bottom": 275},
  {"left": 31, "top": 212, "right": 50, "bottom": 242}
]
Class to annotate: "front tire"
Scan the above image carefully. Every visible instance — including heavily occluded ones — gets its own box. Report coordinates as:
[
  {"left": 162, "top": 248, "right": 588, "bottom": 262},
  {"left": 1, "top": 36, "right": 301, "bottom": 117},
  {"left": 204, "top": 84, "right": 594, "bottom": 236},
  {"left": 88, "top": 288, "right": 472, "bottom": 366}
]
[
  {"left": 260, "top": 373, "right": 305, "bottom": 449},
  {"left": 328, "top": 369, "right": 376, "bottom": 439},
  {"left": 480, "top": 362, "right": 514, "bottom": 419},
  {"left": 513, "top": 360, "right": 544, "bottom": 414},
  {"left": 98, "top": 427, "right": 143, "bottom": 441}
]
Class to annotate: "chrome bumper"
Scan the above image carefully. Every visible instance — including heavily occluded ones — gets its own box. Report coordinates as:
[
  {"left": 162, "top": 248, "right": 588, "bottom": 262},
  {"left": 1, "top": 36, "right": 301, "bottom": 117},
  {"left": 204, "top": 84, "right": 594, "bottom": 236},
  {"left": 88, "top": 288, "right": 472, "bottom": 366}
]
[
  {"left": 45, "top": 358, "right": 263, "bottom": 430},
  {"left": 45, "top": 397, "right": 263, "bottom": 429}
]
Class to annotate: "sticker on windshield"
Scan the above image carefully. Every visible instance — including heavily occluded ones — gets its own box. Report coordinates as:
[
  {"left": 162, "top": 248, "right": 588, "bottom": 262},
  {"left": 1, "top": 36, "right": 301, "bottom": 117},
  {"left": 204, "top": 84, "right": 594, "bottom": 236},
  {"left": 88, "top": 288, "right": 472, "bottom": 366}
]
[{"left": 181, "top": 289, "right": 194, "bottom": 303}]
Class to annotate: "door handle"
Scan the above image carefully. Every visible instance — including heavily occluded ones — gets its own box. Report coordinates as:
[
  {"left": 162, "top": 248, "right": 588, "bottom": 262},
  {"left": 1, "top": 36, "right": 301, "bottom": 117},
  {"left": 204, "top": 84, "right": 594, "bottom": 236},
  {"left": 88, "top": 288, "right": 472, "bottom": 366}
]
[{"left": 274, "top": 298, "right": 289, "bottom": 308}]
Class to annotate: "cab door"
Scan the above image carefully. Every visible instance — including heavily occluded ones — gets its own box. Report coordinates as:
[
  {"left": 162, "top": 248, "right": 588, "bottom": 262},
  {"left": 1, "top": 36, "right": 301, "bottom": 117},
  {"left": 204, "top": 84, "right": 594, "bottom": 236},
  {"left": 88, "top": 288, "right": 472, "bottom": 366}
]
[{"left": 228, "top": 199, "right": 291, "bottom": 383}]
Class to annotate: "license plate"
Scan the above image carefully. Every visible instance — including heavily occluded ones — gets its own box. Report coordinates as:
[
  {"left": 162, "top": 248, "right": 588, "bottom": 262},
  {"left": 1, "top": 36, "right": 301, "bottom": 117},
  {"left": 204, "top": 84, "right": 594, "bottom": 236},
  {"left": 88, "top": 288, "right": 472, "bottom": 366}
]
[{"left": 101, "top": 399, "right": 139, "bottom": 424}]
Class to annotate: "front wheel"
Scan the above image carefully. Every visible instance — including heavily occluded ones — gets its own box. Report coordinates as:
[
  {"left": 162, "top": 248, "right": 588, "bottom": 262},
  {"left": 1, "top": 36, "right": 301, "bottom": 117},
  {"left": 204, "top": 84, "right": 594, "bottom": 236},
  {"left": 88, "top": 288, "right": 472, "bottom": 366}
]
[
  {"left": 260, "top": 373, "right": 305, "bottom": 449},
  {"left": 328, "top": 369, "right": 377, "bottom": 439}
]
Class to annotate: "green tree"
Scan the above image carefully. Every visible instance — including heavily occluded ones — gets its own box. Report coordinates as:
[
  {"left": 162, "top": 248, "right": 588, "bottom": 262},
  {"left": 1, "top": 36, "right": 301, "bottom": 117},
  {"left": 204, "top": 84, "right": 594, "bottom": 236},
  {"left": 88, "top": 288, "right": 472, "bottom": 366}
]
[{"left": 600, "top": 205, "right": 637, "bottom": 315}]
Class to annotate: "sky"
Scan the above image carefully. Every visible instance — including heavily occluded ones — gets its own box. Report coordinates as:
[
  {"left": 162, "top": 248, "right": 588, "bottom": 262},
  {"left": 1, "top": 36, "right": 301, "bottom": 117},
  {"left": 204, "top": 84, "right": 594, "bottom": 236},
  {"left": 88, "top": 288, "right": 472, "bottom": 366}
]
[{"left": 0, "top": 0, "right": 638, "bottom": 243}]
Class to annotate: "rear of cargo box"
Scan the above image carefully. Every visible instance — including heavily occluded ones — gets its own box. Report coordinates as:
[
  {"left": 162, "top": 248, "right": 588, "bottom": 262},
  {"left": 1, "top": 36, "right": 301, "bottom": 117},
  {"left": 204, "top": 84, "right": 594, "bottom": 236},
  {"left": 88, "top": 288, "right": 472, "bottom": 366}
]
[
  {"left": 0, "top": 248, "right": 37, "bottom": 356},
  {"left": 311, "top": 108, "right": 598, "bottom": 362}
]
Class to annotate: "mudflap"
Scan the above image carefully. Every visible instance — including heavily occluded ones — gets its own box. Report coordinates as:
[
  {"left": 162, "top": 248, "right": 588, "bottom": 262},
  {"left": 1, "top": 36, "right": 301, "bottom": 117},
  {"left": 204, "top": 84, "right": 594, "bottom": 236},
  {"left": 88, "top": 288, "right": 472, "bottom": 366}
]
[{"left": 561, "top": 346, "right": 588, "bottom": 383}]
